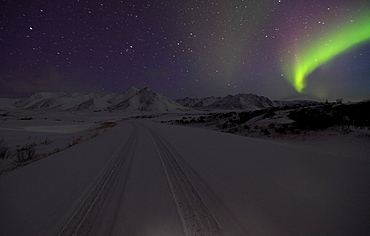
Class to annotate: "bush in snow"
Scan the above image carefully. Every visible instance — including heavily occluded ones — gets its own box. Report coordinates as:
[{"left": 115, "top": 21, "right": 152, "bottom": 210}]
[
  {"left": 288, "top": 101, "right": 370, "bottom": 130},
  {"left": 40, "top": 138, "right": 52, "bottom": 145},
  {"left": 0, "top": 139, "right": 11, "bottom": 159},
  {"left": 14, "top": 143, "right": 39, "bottom": 164},
  {"left": 69, "top": 136, "right": 82, "bottom": 147}
]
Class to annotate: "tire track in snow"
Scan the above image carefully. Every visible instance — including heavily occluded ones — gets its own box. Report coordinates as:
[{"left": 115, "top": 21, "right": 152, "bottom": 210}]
[
  {"left": 141, "top": 123, "right": 223, "bottom": 236},
  {"left": 161, "top": 144, "right": 250, "bottom": 236},
  {"left": 59, "top": 123, "right": 138, "bottom": 236}
]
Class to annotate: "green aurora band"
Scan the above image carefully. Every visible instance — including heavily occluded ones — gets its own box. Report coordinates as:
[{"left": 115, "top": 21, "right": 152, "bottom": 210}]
[{"left": 285, "top": 11, "right": 370, "bottom": 93}]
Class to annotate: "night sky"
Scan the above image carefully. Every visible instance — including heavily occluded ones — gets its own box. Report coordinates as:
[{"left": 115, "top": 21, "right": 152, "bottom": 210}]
[{"left": 1, "top": 0, "right": 369, "bottom": 101}]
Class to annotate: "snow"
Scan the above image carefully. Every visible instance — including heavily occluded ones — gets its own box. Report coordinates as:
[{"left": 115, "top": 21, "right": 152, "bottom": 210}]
[
  {"left": 5, "top": 87, "right": 190, "bottom": 113},
  {"left": 177, "top": 93, "right": 274, "bottom": 110},
  {"left": 0, "top": 98, "right": 18, "bottom": 110},
  {"left": 23, "top": 124, "right": 95, "bottom": 133},
  {"left": 0, "top": 122, "right": 96, "bottom": 134},
  {"left": 0, "top": 112, "right": 369, "bottom": 235},
  {"left": 111, "top": 87, "right": 189, "bottom": 112},
  {"left": 144, "top": 121, "right": 370, "bottom": 235},
  {"left": 0, "top": 122, "right": 133, "bottom": 235}
]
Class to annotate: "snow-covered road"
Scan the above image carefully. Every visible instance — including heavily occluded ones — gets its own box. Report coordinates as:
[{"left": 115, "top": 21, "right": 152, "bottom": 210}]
[{"left": 1, "top": 120, "right": 369, "bottom": 235}]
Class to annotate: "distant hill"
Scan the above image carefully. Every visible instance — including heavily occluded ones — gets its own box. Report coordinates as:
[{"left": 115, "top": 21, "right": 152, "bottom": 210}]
[
  {"left": 109, "top": 87, "right": 189, "bottom": 112},
  {"left": 167, "top": 100, "right": 370, "bottom": 136},
  {"left": 0, "top": 89, "right": 319, "bottom": 112},
  {"left": 2, "top": 87, "right": 190, "bottom": 113},
  {"left": 273, "top": 100, "right": 318, "bottom": 107},
  {"left": 177, "top": 94, "right": 319, "bottom": 111},
  {"left": 177, "top": 93, "right": 274, "bottom": 110}
]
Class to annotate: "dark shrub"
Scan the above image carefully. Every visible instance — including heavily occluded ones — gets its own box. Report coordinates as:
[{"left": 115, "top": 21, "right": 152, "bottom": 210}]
[{"left": 14, "top": 143, "right": 38, "bottom": 164}]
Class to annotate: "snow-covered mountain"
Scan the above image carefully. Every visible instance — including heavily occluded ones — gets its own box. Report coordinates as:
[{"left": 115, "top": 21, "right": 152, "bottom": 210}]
[
  {"left": 106, "top": 87, "right": 139, "bottom": 106},
  {"left": 14, "top": 92, "right": 112, "bottom": 111},
  {"left": 7, "top": 87, "right": 189, "bottom": 112},
  {"left": 208, "top": 94, "right": 274, "bottom": 110},
  {"left": 177, "top": 93, "right": 274, "bottom": 110},
  {"left": 0, "top": 98, "right": 18, "bottom": 111},
  {"left": 177, "top": 96, "right": 222, "bottom": 108},
  {"left": 109, "top": 87, "right": 188, "bottom": 112},
  {"left": 273, "top": 100, "right": 318, "bottom": 107},
  {"left": 2, "top": 89, "right": 318, "bottom": 112},
  {"left": 177, "top": 94, "right": 320, "bottom": 111}
]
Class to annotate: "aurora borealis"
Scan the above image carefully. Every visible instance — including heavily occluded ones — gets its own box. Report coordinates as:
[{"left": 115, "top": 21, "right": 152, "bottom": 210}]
[
  {"left": 1, "top": 0, "right": 369, "bottom": 101},
  {"left": 285, "top": 8, "right": 370, "bottom": 94}
]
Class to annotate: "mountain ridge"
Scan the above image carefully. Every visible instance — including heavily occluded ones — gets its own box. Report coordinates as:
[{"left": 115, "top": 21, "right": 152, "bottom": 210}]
[
  {"left": 1, "top": 87, "right": 189, "bottom": 112},
  {"left": 1, "top": 88, "right": 318, "bottom": 112}
]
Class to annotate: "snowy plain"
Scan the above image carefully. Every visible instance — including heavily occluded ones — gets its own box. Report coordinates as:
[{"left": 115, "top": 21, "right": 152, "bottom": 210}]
[{"left": 0, "top": 110, "right": 369, "bottom": 235}]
